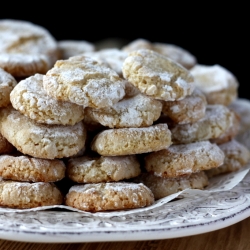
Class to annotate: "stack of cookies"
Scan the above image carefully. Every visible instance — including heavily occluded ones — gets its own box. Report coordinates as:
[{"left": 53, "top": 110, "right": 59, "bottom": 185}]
[{"left": 0, "top": 19, "right": 249, "bottom": 212}]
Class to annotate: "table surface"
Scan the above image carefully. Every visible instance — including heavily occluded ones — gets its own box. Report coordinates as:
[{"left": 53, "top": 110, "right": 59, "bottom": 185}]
[{"left": 1, "top": 216, "right": 250, "bottom": 250}]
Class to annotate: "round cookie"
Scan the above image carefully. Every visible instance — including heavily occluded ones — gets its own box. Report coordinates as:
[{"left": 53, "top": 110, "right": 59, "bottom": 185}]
[
  {"left": 0, "top": 155, "right": 66, "bottom": 182},
  {"left": 133, "top": 171, "right": 208, "bottom": 200},
  {"left": 0, "top": 106, "right": 87, "bottom": 159},
  {"left": 162, "top": 88, "right": 207, "bottom": 124},
  {"left": 122, "top": 49, "right": 195, "bottom": 101},
  {"left": 190, "top": 64, "right": 239, "bottom": 106},
  {"left": 43, "top": 56, "right": 126, "bottom": 108},
  {"left": 85, "top": 93, "right": 163, "bottom": 128},
  {"left": 170, "top": 104, "right": 235, "bottom": 144},
  {"left": 144, "top": 140, "right": 225, "bottom": 178},
  {"left": 66, "top": 155, "right": 141, "bottom": 183},
  {"left": 206, "top": 139, "right": 250, "bottom": 178},
  {"left": 10, "top": 73, "right": 85, "bottom": 125},
  {"left": 0, "top": 179, "right": 63, "bottom": 209},
  {"left": 58, "top": 40, "right": 95, "bottom": 59},
  {"left": 0, "top": 19, "right": 59, "bottom": 77},
  {"left": 91, "top": 123, "right": 172, "bottom": 156},
  {"left": 0, "top": 68, "right": 17, "bottom": 107},
  {"left": 65, "top": 182, "right": 154, "bottom": 212}
]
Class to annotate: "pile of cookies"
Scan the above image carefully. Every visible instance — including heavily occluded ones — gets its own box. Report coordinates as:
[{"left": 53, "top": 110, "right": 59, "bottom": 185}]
[{"left": 0, "top": 19, "right": 249, "bottom": 212}]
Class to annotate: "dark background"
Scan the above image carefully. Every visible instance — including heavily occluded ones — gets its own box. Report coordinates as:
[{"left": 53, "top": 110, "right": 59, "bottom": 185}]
[{"left": 1, "top": 4, "right": 249, "bottom": 99}]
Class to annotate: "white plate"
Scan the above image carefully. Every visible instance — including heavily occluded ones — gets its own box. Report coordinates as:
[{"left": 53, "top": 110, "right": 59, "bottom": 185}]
[{"left": 0, "top": 171, "right": 250, "bottom": 243}]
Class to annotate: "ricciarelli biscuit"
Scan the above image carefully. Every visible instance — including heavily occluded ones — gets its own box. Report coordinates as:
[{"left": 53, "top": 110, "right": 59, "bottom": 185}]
[
  {"left": 66, "top": 155, "right": 141, "bottom": 183},
  {"left": 122, "top": 49, "right": 195, "bottom": 101},
  {"left": 0, "top": 106, "right": 86, "bottom": 159},
  {"left": 85, "top": 93, "right": 162, "bottom": 128},
  {"left": 65, "top": 182, "right": 154, "bottom": 212},
  {"left": 133, "top": 171, "right": 208, "bottom": 200},
  {"left": 10, "top": 74, "right": 85, "bottom": 125},
  {"left": 0, "top": 179, "right": 63, "bottom": 208},
  {"left": 0, "top": 68, "right": 17, "bottom": 108},
  {"left": 0, "top": 155, "right": 66, "bottom": 182},
  {"left": 43, "top": 56, "right": 126, "bottom": 108},
  {"left": 91, "top": 123, "right": 172, "bottom": 156},
  {"left": 144, "top": 141, "right": 225, "bottom": 178}
]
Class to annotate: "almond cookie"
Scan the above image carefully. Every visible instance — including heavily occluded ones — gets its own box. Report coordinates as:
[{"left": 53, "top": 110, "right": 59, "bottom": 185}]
[
  {"left": 66, "top": 155, "right": 141, "bottom": 183},
  {"left": 162, "top": 88, "right": 207, "bottom": 124},
  {"left": 0, "top": 68, "right": 17, "bottom": 107},
  {"left": 65, "top": 182, "right": 154, "bottom": 212},
  {"left": 133, "top": 171, "right": 208, "bottom": 200},
  {"left": 91, "top": 123, "right": 172, "bottom": 156},
  {"left": 144, "top": 141, "right": 224, "bottom": 178},
  {"left": 58, "top": 40, "right": 95, "bottom": 59},
  {"left": 0, "top": 155, "right": 65, "bottom": 182},
  {"left": 85, "top": 93, "right": 162, "bottom": 128},
  {"left": 170, "top": 104, "right": 235, "bottom": 144},
  {"left": 190, "top": 64, "right": 239, "bottom": 106},
  {"left": 10, "top": 74, "right": 85, "bottom": 125},
  {"left": 122, "top": 49, "right": 195, "bottom": 101},
  {"left": 0, "top": 179, "right": 63, "bottom": 208},
  {"left": 206, "top": 139, "right": 250, "bottom": 177},
  {"left": 0, "top": 106, "right": 86, "bottom": 159},
  {"left": 0, "top": 19, "right": 59, "bottom": 77},
  {"left": 43, "top": 56, "right": 126, "bottom": 108}
]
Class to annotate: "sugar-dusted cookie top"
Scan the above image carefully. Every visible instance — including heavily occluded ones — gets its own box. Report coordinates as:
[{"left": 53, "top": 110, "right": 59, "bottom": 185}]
[
  {"left": 0, "top": 19, "right": 59, "bottom": 76},
  {"left": 43, "top": 56, "right": 126, "bottom": 108},
  {"left": 0, "top": 68, "right": 17, "bottom": 107},
  {"left": 85, "top": 93, "right": 162, "bottom": 128},
  {"left": 122, "top": 49, "right": 195, "bottom": 101},
  {"left": 10, "top": 73, "right": 85, "bottom": 125},
  {"left": 190, "top": 64, "right": 239, "bottom": 106},
  {"left": 0, "top": 106, "right": 86, "bottom": 159}
]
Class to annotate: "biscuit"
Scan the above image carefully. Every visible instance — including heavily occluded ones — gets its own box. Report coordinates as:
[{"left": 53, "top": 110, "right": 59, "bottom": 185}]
[
  {"left": 162, "top": 88, "right": 207, "bottom": 124},
  {"left": 122, "top": 49, "right": 195, "bottom": 101},
  {"left": 0, "top": 19, "right": 59, "bottom": 76},
  {"left": 91, "top": 123, "right": 172, "bottom": 156},
  {"left": 43, "top": 56, "right": 126, "bottom": 108},
  {"left": 170, "top": 104, "right": 235, "bottom": 144},
  {"left": 85, "top": 93, "right": 162, "bottom": 128},
  {"left": 190, "top": 64, "right": 239, "bottom": 106},
  {"left": 0, "top": 68, "right": 17, "bottom": 107},
  {"left": 133, "top": 171, "right": 208, "bottom": 200},
  {"left": 206, "top": 139, "right": 250, "bottom": 177},
  {"left": 0, "top": 155, "right": 66, "bottom": 182},
  {"left": 10, "top": 73, "right": 85, "bottom": 125},
  {"left": 144, "top": 141, "right": 225, "bottom": 178},
  {"left": 65, "top": 182, "right": 154, "bottom": 212},
  {"left": 0, "top": 106, "right": 86, "bottom": 159},
  {"left": 66, "top": 155, "right": 141, "bottom": 183},
  {"left": 0, "top": 179, "right": 63, "bottom": 208}
]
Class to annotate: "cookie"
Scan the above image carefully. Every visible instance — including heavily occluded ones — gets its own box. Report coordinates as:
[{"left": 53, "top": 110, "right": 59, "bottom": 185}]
[
  {"left": 10, "top": 73, "right": 85, "bottom": 125},
  {"left": 65, "top": 182, "right": 154, "bottom": 212},
  {"left": 0, "top": 19, "right": 59, "bottom": 77},
  {"left": 91, "top": 123, "right": 172, "bottom": 156},
  {"left": 170, "top": 104, "right": 235, "bottom": 144},
  {"left": 206, "top": 139, "right": 250, "bottom": 177},
  {"left": 0, "top": 155, "right": 66, "bottom": 182},
  {"left": 133, "top": 171, "right": 208, "bottom": 200},
  {"left": 122, "top": 49, "right": 195, "bottom": 101},
  {"left": 162, "top": 88, "right": 207, "bottom": 124},
  {"left": 85, "top": 93, "right": 162, "bottom": 128},
  {"left": 0, "top": 68, "right": 17, "bottom": 107},
  {"left": 0, "top": 106, "right": 86, "bottom": 159},
  {"left": 190, "top": 64, "right": 239, "bottom": 106},
  {"left": 144, "top": 141, "right": 225, "bottom": 178},
  {"left": 43, "top": 56, "right": 126, "bottom": 108},
  {"left": 0, "top": 179, "right": 63, "bottom": 208},
  {"left": 66, "top": 155, "right": 141, "bottom": 183}
]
